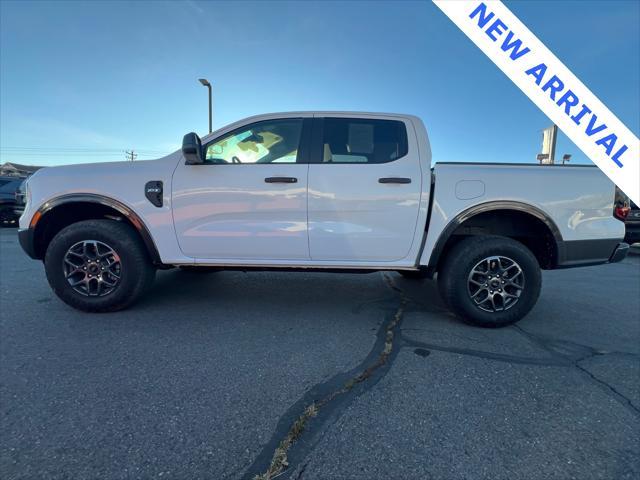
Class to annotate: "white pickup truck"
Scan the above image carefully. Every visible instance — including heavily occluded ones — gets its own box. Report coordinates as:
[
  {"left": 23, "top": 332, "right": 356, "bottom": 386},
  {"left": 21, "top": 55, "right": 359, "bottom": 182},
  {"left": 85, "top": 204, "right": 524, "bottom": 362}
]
[{"left": 18, "top": 112, "right": 629, "bottom": 327}]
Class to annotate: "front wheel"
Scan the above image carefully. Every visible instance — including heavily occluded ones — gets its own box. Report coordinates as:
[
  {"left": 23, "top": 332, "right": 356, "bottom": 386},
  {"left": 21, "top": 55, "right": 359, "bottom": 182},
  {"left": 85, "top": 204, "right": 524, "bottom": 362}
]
[
  {"left": 438, "top": 236, "right": 541, "bottom": 328},
  {"left": 44, "top": 219, "right": 155, "bottom": 312}
]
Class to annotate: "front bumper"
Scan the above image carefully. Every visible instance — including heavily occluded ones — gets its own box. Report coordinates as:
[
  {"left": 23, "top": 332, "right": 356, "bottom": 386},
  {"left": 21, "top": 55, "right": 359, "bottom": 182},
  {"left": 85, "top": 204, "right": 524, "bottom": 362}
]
[{"left": 18, "top": 227, "right": 38, "bottom": 259}]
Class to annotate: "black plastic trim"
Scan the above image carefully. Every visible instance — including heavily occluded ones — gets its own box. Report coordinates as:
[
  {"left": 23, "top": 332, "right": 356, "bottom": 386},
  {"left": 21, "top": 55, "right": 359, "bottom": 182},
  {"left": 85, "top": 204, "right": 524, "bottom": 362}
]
[
  {"left": 556, "top": 238, "right": 624, "bottom": 268},
  {"left": 415, "top": 171, "right": 436, "bottom": 270},
  {"left": 609, "top": 242, "right": 629, "bottom": 263},
  {"left": 28, "top": 194, "right": 162, "bottom": 264},
  {"left": 379, "top": 177, "right": 411, "bottom": 184},
  {"left": 18, "top": 228, "right": 37, "bottom": 259},
  {"left": 145, "top": 181, "right": 163, "bottom": 207},
  {"left": 264, "top": 177, "right": 297, "bottom": 183},
  {"left": 427, "top": 201, "right": 563, "bottom": 269},
  {"left": 309, "top": 117, "right": 324, "bottom": 163},
  {"left": 297, "top": 118, "right": 313, "bottom": 164}
]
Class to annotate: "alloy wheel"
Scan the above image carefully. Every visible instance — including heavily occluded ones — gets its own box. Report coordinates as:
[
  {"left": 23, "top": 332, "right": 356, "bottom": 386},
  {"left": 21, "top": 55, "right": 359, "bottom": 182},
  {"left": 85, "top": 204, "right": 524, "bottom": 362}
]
[
  {"left": 62, "top": 240, "right": 122, "bottom": 296},
  {"left": 467, "top": 255, "right": 525, "bottom": 313}
]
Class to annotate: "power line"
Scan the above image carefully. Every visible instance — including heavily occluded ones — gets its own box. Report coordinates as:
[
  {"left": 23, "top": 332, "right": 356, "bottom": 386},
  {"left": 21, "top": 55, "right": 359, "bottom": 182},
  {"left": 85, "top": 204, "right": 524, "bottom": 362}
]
[
  {"left": 1, "top": 146, "right": 168, "bottom": 154},
  {"left": 124, "top": 150, "right": 138, "bottom": 162},
  {"left": 0, "top": 152, "right": 161, "bottom": 157}
]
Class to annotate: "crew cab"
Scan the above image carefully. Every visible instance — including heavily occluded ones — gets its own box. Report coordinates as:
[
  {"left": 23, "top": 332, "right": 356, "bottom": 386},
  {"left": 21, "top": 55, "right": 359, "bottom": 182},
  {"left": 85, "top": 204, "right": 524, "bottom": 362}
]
[{"left": 18, "top": 112, "right": 629, "bottom": 327}]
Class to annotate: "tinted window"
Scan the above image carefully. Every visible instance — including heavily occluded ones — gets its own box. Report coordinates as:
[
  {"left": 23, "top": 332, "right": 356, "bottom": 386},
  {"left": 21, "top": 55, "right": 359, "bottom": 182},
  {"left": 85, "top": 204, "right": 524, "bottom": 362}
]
[
  {"left": 204, "top": 119, "right": 303, "bottom": 164},
  {"left": 321, "top": 118, "right": 408, "bottom": 164},
  {"left": 0, "top": 178, "right": 20, "bottom": 192}
]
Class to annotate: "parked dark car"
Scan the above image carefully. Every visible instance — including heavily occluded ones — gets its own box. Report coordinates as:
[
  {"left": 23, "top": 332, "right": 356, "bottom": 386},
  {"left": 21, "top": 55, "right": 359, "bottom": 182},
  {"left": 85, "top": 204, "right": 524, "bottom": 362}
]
[
  {"left": 622, "top": 200, "right": 640, "bottom": 244},
  {"left": 13, "top": 178, "right": 27, "bottom": 218},
  {"left": 0, "top": 176, "right": 23, "bottom": 227}
]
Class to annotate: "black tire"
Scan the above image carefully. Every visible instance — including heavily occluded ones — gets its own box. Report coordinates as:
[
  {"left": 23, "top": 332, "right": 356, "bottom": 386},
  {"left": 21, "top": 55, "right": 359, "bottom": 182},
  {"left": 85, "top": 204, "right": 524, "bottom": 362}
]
[
  {"left": 44, "top": 219, "right": 155, "bottom": 312},
  {"left": 398, "top": 270, "right": 430, "bottom": 280},
  {"left": 438, "top": 236, "right": 541, "bottom": 328}
]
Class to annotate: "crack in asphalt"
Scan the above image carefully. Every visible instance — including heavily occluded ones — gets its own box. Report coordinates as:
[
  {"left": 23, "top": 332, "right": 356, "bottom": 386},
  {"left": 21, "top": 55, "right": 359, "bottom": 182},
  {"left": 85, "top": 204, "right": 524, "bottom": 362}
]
[
  {"left": 241, "top": 277, "right": 638, "bottom": 479},
  {"left": 574, "top": 362, "right": 640, "bottom": 415},
  {"left": 513, "top": 325, "right": 640, "bottom": 417},
  {"left": 242, "top": 273, "right": 408, "bottom": 480},
  {"left": 400, "top": 334, "right": 569, "bottom": 366}
]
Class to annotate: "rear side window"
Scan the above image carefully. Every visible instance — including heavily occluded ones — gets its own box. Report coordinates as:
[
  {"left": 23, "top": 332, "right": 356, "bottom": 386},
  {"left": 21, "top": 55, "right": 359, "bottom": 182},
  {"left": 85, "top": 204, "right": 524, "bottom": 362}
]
[{"left": 321, "top": 118, "right": 408, "bottom": 164}]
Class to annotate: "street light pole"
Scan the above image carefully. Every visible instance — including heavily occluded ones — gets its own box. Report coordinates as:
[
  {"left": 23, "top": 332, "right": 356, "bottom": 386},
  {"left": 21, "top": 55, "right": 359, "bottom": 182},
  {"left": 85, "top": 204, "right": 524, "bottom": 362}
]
[{"left": 198, "top": 78, "right": 212, "bottom": 134}]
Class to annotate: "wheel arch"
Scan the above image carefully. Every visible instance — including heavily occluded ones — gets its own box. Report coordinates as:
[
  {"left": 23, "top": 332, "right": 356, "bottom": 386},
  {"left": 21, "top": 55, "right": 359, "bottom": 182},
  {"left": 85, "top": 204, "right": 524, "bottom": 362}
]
[
  {"left": 29, "top": 194, "right": 161, "bottom": 264},
  {"left": 428, "top": 201, "right": 563, "bottom": 271}
]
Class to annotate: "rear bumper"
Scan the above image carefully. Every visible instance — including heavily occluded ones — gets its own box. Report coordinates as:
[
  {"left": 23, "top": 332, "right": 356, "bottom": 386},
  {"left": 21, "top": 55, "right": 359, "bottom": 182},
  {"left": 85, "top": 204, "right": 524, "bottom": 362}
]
[
  {"left": 609, "top": 242, "right": 629, "bottom": 263},
  {"left": 18, "top": 227, "right": 38, "bottom": 259},
  {"left": 557, "top": 239, "right": 628, "bottom": 268}
]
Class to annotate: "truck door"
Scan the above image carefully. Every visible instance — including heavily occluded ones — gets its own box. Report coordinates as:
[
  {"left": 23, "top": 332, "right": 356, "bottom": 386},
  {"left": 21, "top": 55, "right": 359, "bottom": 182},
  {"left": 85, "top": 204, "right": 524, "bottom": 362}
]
[
  {"left": 307, "top": 116, "right": 423, "bottom": 262},
  {"left": 172, "top": 117, "right": 312, "bottom": 260}
]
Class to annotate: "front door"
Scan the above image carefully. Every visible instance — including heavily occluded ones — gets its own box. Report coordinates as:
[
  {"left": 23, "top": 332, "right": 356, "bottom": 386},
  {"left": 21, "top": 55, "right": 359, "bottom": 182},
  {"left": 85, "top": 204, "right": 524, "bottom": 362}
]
[
  {"left": 172, "top": 117, "right": 311, "bottom": 260},
  {"left": 307, "top": 116, "right": 423, "bottom": 262}
]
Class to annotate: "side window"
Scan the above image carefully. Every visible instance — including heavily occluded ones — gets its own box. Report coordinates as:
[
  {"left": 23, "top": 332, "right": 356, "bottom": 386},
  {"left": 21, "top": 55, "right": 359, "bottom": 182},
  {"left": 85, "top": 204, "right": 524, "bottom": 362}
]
[
  {"left": 322, "top": 118, "right": 408, "bottom": 164},
  {"left": 204, "top": 119, "right": 303, "bottom": 164}
]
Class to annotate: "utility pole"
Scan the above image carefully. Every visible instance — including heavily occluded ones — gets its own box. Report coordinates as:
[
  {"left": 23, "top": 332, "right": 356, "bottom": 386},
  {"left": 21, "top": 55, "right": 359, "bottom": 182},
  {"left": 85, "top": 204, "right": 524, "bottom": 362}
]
[{"left": 125, "top": 150, "right": 137, "bottom": 162}]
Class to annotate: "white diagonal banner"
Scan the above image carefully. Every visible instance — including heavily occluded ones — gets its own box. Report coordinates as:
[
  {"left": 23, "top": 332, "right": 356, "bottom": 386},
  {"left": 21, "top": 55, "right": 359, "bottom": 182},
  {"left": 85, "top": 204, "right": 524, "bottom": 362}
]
[{"left": 434, "top": 0, "right": 639, "bottom": 205}]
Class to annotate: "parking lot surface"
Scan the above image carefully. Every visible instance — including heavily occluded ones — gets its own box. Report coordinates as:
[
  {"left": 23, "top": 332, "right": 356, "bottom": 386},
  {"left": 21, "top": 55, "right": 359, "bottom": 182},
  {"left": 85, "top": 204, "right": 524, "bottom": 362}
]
[{"left": 1, "top": 228, "right": 639, "bottom": 479}]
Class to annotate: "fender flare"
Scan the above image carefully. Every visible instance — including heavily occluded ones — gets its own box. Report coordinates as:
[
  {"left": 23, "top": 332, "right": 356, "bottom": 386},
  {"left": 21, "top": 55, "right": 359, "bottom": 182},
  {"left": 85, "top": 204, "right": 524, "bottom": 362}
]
[
  {"left": 29, "top": 193, "right": 162, "bottom": 264},
  {"left": 427, "top": 200, "right": 564, "bottom": 268}
]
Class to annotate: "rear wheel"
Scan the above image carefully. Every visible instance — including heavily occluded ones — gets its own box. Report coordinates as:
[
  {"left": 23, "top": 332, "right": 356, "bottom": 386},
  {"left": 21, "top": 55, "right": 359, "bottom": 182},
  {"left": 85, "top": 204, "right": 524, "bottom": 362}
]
[
  {"left": 44, "top": 220, "right": 155, "bottom": 312},
  {"left": 438, "top": 236, "right": 541, "bottom": 328}
]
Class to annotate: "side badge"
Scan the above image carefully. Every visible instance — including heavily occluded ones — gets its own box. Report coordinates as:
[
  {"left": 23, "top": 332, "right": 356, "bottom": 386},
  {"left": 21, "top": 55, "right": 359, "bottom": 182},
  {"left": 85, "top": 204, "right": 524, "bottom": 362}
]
[{"left": 145, "top": 181, "right": 163, "bottom": 207}]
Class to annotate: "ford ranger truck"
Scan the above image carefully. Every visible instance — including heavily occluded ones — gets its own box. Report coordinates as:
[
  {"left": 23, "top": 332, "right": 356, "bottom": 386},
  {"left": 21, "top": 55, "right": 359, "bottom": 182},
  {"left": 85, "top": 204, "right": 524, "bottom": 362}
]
[{"left": 17, "top": 112, "right": 629, "bottom": 327}]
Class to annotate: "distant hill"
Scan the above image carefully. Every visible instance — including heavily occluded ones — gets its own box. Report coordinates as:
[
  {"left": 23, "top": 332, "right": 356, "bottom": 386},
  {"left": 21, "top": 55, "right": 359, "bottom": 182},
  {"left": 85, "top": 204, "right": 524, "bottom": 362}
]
[{"left": 0, "top": 162, "right": 44, "bottom": 178}]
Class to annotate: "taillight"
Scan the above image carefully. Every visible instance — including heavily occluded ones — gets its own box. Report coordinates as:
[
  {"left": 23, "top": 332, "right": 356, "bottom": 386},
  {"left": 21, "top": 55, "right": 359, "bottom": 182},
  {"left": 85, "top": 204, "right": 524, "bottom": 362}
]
[
  {"left": 614, "top": 205, "right": 630, "bottom": 221},
  {"left": 613, "top": 185, "right": 630, "bottom": 221}
]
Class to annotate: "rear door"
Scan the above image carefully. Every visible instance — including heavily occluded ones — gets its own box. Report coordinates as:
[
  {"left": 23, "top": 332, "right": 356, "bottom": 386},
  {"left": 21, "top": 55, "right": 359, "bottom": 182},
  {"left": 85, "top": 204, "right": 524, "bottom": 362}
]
[
  {"left": 171, "top": 117, "right": 312, "bottom": 260},
  {"left": 307, "top": 116, "right": 423, "bottom": 262}
]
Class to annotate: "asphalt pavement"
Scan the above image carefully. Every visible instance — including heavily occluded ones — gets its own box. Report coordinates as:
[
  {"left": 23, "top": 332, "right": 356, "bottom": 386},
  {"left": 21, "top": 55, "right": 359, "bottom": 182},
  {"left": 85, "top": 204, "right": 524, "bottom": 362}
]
[{"left": 1, "top": 228, "right": 639, "bottom": 480}]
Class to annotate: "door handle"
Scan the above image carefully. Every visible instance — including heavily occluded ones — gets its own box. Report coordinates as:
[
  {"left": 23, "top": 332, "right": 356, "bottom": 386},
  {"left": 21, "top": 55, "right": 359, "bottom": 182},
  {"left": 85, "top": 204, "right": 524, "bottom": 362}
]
[
  {"left": 378, "top": 177, "right": 412, "bottom": 184},
  {"left": 265, "top": 177, "right": 298, "bottom": 183}
]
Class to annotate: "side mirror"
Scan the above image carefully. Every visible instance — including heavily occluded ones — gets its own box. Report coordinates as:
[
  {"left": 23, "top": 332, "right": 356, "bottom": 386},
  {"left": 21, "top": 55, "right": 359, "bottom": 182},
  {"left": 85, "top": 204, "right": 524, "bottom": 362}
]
[{"left": 182, "top": 132, "right": 203, "bottom": 165}]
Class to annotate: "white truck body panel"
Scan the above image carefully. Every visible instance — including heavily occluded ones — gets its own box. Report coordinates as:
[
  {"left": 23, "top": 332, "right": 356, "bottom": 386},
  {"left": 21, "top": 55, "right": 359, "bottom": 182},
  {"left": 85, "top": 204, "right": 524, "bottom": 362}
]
[
  {"left": 20, "top": 153, "right": 191, "bottom": 264},
  {"left": 19, "top": 111, "right": 624, "bottom": 270},
  {"left": 419, "top": 163, "right": 624, "bottom": 266},
  {"left": 307, "top": 113, "right": 429, "bottom": 264},
  {"left": 172, "top": 162, "right": 310, "bottom": 260}
]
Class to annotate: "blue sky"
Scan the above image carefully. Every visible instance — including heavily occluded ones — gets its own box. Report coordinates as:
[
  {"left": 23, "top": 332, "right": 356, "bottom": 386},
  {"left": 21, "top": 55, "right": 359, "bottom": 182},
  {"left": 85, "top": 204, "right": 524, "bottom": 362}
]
[{"left": 1, "top": 0, "right": 638, "bottom": 167}]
